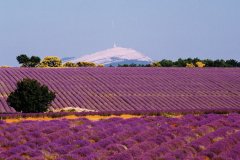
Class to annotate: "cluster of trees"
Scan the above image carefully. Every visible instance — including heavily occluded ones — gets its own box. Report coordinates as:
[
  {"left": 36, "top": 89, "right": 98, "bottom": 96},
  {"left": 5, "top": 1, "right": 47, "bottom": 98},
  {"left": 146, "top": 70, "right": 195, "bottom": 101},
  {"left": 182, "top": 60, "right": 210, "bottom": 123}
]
[
  {"left": 158, "top": 58, "right": 240, "bottom": 67},
  {"left": 17, "top": 54, "right": 102, "bottom": 68},
  {"left": 17, "top": 55, "right": 61, "bottom": 67},
  {"left": 17, "top": 55, "right": 41, "bottom": 67}
]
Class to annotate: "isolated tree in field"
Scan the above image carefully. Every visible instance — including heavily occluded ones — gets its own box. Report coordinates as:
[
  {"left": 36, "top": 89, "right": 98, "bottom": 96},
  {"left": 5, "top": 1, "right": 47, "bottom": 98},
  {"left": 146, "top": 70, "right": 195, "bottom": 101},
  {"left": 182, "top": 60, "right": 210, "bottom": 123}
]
[
  {"left": 39, "top": 56, "right": 62, "bottom": 67},
  {"left": 7, "top": 78, "right": 56, "bottom": 113},
  {"left": 17, "top": 54, "right": 41, "bottom": 67}
]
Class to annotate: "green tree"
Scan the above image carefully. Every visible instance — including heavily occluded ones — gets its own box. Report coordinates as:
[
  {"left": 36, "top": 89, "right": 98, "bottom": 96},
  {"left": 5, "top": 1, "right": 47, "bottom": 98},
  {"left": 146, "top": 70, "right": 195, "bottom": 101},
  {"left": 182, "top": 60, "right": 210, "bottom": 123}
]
[
  {"left": 213, "top": 59, "right": 226, "bottom": 67},
  {"left": 160, "top": 59, "right": 173, "bottom": 67},
  {"left": 17, "top": 54, "right": 30, "bottom": 67},
  {"left": 7, "top": 78, "right": 56, "bottom": 113},
  {"left": 122, "top": 64, "right": 129, "bottom": 67},
  {"left": 185, "top": 58, "right": 193, "bottom": 64},
  {"left": 129, "top": 63, "right": 137, "bottom": 67},
  {"left": 193, "top": 58, "right": 200, "bottom": 64},
  {"left": 17, "top": 54, "right": 29, "bottom": 64},
  {"left": 225, "top": 59, "right": 238, "bottom": 67},
  {"left": 203, "top": 59, "right": 214, "bottom": 67},
  {"left": 17, "top": 54, "right": 41, "bottom": 67},
  {"left": 174, "top": 58, "right": 186, "bottom": 67},
  {"left": 29, "top": 56, "right": 41, "bottom": 67}
]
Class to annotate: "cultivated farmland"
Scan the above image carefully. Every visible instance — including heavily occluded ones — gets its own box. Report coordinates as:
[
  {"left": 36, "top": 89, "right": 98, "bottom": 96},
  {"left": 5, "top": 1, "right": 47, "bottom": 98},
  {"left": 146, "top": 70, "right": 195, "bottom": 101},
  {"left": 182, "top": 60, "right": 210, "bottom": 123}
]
[
  {"left": 0, "top": 68, "right": 240, "bottom": 113},
  {"left": 0, "top": 114, "right": 240, "bottom": 159},
  {"left": 0, "top": 67, "right": 240, "bottom": 160}
]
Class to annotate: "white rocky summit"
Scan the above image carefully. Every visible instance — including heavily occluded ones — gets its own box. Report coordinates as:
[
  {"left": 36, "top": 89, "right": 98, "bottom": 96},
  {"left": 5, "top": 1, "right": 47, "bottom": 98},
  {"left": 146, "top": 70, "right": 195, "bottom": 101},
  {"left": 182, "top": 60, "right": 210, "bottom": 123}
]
[{"left": 68, "top": 46, "right": 152, "bottom": 66}]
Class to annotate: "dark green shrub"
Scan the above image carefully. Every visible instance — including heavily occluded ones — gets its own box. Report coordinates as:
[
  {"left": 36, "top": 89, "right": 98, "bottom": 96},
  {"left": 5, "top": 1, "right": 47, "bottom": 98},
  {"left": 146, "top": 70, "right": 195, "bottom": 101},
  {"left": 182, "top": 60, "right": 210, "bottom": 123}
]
[{"left": 7, "top": 78, "right": 56, "bottom": 113}]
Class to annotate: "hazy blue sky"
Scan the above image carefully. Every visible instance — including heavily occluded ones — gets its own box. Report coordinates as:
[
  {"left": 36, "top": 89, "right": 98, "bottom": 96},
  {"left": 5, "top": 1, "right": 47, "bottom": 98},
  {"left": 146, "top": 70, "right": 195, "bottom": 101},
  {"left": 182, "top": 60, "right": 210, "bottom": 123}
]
[{"left": 0, "top": 0, "right": 240, "bottom": 66}]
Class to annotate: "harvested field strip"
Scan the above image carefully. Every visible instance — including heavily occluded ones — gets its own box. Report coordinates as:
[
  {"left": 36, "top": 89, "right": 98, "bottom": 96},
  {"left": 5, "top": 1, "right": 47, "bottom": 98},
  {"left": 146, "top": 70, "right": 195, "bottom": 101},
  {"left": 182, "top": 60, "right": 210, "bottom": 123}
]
[{"left": 4, "top": 114, "right": 142, "bottom": 123}]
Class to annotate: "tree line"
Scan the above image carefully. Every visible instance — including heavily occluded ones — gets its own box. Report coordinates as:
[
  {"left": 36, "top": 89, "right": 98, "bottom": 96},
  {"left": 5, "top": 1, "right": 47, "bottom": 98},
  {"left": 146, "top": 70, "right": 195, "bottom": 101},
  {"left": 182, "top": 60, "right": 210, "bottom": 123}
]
[
  {"left": 119, "top": 58, "right": 240, "bottom": 67},
  {"left": 13, "top": 54, "right": 240, "bottom": 68}
]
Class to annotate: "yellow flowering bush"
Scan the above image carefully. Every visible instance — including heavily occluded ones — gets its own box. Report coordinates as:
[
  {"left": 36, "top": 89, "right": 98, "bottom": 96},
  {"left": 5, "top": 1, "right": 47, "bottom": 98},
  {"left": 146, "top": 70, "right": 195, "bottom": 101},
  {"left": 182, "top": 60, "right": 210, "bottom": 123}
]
[
  {"left": 63, "top": 62, "right": 77, "bottom": 67},
  {"left": 151, "top": 62, "right": 161, "bottom": 67},
  {"left": 76, "top": 62, "right": 96, "bottom": 67},
  {"left": 186, "top": 63, "right": 195, "bottom": 68},
  {"left": 196, "top": 61, "right": 206, "bottom": 68},
  {"left": 39, "top": 56, "right": 62, "bottom": 67},
  {"left": 97, "top": 64, "right": 104, "bottom": 67}
]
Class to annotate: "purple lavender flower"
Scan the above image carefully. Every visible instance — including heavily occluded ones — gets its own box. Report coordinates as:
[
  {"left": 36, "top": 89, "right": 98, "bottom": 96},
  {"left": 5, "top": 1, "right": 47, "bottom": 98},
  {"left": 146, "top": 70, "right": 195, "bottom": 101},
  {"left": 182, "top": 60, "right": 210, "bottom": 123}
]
[
  {"left": 71, "top": 146, "right": 94, "bottom": 157},
  {"left": 108, "top": 152, "right": 133, "bottom": 160}
]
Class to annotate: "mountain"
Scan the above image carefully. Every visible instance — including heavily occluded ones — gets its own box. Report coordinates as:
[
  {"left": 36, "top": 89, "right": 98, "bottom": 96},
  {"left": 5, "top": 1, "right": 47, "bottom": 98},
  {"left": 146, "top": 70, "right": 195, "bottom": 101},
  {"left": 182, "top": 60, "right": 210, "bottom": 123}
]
[
  {"left": 61, "top": 57, "right": 75, "bottom": 62},
  {"left": 68, "top": 46, "right": 153, "bottom": 66}
]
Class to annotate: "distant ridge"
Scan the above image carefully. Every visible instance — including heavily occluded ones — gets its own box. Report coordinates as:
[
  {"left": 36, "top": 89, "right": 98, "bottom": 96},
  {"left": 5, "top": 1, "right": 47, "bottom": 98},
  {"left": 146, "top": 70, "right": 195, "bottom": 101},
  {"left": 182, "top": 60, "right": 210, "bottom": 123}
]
[
  {"left": 68, "top": 46, "right": 153, "bottom": 66},
  {"left": 61, "top": 57, "right": 75, "bottom": 62}
]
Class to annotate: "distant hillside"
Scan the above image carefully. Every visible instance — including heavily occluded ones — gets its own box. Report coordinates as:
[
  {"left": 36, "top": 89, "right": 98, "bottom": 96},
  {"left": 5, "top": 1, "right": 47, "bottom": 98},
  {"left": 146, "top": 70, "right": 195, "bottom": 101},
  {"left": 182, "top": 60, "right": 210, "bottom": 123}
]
[
  {"left": 61, "top": 57, "right": 75, "bottom": 62},
  {"left": 67, "top": 46, "right": 153, "bottom": 66}
]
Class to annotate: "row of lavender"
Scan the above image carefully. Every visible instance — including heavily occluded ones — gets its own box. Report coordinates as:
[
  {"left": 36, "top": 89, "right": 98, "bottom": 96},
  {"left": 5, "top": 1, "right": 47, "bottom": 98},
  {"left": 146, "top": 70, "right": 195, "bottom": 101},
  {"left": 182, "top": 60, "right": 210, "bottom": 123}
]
[
  {"left": 1, "top": 68, "right": 240, "bottom": 112},
  {"left": 0, "top": 114, "right": 240, "bottom": 159}
]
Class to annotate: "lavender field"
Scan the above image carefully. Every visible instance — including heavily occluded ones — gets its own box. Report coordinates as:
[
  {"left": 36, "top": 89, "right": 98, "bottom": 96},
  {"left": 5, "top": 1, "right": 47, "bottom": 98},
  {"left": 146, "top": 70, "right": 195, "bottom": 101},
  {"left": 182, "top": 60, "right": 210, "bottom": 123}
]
[
  {"left": 0, "top": 68, "right": 240, "bottom": 113},
  {"left": 0, "top": 114, "right": 240, "bottom": 160}
]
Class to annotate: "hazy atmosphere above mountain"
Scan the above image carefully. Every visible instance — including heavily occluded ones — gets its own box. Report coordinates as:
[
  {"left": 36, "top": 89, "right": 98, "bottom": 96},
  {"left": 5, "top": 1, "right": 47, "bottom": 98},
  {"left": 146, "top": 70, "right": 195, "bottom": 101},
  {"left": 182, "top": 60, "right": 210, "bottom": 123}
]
[{"left": 0, "top": 0, "right": 240, "bottom": 66}]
